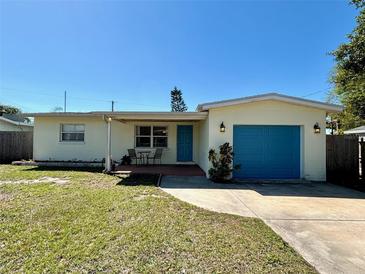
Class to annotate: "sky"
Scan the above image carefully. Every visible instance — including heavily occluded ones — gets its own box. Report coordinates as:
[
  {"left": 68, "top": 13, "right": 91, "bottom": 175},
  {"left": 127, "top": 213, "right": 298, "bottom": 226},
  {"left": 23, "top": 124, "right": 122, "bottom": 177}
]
[{"left": 0, "top": 0, "right": 359, "bottom": 112}]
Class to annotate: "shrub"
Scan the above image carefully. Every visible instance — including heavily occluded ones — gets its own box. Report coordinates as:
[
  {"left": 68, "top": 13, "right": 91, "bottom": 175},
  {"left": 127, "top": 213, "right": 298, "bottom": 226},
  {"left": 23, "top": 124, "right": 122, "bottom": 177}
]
[
  {"left": 121, "top": 155, "right": 132, "bottom": 165},
  {"left": 208, "top": 142, "right": 240, "bottom": 182}
]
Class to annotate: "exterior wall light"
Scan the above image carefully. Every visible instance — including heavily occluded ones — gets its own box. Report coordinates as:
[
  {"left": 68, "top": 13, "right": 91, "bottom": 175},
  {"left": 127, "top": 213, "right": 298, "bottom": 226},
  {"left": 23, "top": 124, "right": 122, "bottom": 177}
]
[
  {"left": 220, "top": 122, "right": 226, "bottom": 133},
  {"left": 314, "top": 122, "right": 321, "bottom": 134}
]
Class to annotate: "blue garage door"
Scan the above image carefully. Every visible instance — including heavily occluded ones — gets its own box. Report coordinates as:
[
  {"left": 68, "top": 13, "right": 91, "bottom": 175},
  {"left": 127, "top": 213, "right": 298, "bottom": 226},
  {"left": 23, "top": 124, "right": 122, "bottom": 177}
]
[{"left": 233, "top": 125, "right": 300, "bottom": 179}]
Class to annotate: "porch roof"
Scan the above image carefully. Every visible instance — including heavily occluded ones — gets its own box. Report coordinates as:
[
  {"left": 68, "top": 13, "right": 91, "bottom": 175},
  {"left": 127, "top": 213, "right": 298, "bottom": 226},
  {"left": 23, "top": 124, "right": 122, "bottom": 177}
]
[
  {"left": 23, "top": 111, "right": 208, "bottom": 121},
  {"left": 100, "top": 111, "right": 208, "bottom": 121}
]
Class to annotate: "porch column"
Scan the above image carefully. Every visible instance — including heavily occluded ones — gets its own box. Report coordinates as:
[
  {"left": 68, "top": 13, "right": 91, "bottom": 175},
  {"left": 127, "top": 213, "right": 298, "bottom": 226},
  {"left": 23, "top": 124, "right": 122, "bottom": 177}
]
[{"left": 105, "top": 117, "right": 112, "bottom": 172}]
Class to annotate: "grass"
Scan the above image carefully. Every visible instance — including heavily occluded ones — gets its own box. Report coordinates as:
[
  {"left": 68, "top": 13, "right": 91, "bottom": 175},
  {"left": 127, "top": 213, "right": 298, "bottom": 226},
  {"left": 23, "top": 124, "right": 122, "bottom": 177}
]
[{"left": 0, "top": 165, "right": 316, "bottom": 273}]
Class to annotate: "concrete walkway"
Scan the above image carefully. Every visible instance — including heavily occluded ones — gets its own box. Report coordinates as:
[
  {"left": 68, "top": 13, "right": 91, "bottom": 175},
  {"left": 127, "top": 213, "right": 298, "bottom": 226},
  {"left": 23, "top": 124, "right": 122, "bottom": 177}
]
[{"left": 161, "top": 176, "right": 365, "bottom": 274}]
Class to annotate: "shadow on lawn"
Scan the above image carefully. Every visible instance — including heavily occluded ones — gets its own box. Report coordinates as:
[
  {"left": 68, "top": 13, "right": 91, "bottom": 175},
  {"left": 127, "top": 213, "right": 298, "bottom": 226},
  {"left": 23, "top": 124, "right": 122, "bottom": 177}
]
[
  {"left": 20, "top": 166, "right": 160, "bottom": 186},
  {"left": 116, "top": 173, "right": 160, "bottom": 187},
  {"left": 20, "top": 166, "right": 104, "bottom": 173}
]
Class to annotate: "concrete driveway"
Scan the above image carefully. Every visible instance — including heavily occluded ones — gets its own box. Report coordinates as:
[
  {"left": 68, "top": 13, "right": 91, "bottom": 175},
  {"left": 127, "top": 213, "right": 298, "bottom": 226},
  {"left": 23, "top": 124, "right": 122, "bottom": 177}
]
[{"left": 161, "top": 176, "right": 365, "bottom": 274}]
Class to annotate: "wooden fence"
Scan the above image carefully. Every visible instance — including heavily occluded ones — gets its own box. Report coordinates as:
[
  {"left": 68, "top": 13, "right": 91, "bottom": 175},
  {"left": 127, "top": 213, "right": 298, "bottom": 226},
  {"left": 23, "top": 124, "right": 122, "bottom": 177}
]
[
  {"left": 326, "top": 135, "right": 363, "bottom": 183},
  {"left": 0, "top": 131, "right": 33, "bottom": 163}
]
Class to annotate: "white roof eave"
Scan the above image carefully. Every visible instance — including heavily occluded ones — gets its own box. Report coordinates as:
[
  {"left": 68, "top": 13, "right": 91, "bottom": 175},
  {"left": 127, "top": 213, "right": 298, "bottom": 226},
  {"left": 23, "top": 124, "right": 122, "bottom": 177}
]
[
  {"left": 23, "top": 111, "right": 208, "bottom": 121},
  {"left": 197, "top": 93, "right": 343, "bottom": 113},
  {"left": 0, "top": 117, "right": 33, "bottom": 127},
  {"left": 344, "top": 126, "right": 365, "bottom": 135}
]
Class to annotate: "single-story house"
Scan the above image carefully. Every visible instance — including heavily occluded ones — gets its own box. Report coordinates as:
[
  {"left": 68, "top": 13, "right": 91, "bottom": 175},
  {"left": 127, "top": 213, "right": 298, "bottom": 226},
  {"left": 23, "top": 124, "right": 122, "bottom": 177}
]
[
  {"left": 0, "top": 114, "right": 33, "bottom": 132},
  {"left": 344, "top": 126, "right": 365, "bottom": 137},
  {"left": 25, "top": 93, "right": 342, "bottom": 181}
]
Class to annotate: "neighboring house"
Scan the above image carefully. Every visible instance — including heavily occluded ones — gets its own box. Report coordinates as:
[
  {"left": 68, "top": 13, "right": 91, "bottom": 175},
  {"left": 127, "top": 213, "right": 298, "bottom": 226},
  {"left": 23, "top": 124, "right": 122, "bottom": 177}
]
[
  {"left": 344, "top": 126, "right": 365, "bottom": 137},
  {"left": 0, "top": 114, "right": 33, "bottom": 132},
  {"left": 26, "top": 93, "right": 342, "bottom": 181}
]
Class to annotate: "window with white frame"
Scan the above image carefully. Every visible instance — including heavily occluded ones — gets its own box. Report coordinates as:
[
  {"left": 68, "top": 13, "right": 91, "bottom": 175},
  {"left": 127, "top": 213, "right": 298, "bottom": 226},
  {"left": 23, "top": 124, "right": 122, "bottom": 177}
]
[
  {"left": 60, "top": 124, "right": 85, "bottom": 142},
  {"left": 135, "top": 126, "right": 168, "bottom": 148}
]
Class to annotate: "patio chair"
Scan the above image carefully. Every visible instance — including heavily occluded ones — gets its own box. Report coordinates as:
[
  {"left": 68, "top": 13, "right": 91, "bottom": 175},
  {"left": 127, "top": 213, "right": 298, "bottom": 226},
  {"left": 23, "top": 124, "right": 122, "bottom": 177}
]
[
  {"left": 147, "top": 148, "right": 163, "bottom": 165},
  {"left": 128, "top": 149, "right": 142, "bottom": 165}
]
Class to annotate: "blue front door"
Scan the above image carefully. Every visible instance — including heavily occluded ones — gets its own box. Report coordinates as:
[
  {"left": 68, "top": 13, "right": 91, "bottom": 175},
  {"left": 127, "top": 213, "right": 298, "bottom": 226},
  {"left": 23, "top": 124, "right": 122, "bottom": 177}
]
[
  {"left": 177, "top": 125, "right": 193, "bottom": 162},
  {"left": 233, "top": 125, "right": 300, "bottom": 179}
]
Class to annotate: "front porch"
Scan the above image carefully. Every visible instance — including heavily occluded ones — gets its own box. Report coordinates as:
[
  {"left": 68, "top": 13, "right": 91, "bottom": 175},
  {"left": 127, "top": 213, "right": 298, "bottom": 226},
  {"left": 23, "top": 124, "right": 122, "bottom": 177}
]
[
  {"left": 114, "top": 164, "right": 206, "bottom": 176},
  {"left": 103, "top": 112, "right": 208, "bottom": 172}
]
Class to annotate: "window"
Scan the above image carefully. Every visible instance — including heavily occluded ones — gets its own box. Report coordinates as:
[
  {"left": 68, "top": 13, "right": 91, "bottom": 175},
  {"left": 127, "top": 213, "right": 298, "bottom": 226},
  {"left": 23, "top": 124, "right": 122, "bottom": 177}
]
[
  {"left": 60, "top": 124, "right": 85, "bottom": 142},
  {"left": 135, "top": 126, "right": 168, "bottom": 148},
  {"left": 135, "top": 126, "right": 151, "bottom": 147},
  {"left": 153, "top": 126, "right": 168, "bottom": 147}
]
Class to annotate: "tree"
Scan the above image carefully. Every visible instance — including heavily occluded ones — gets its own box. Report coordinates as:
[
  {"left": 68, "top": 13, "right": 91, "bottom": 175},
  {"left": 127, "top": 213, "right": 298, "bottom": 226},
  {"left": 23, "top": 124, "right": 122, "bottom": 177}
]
[
  {"left": 52, "top": 106, "right": 63, "bottom": 112},
  {"left": 330, "top": 0, "right": 365, "bottom": 131},
  {"left": 0, "top": 104, "right": 31, "bottom": 123},
  {"left": 170, "top": 87, "right": 188, "bottom": 112},
  {"left": 0, "top": 105, "right": 21, "bottom": 114}
]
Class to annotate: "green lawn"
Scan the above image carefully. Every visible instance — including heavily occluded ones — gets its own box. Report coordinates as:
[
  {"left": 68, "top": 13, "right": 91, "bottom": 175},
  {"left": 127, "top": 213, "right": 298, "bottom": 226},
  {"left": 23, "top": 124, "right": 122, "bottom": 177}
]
[{"left": 0, "top": 165, "right": 316, "bottom": 273}]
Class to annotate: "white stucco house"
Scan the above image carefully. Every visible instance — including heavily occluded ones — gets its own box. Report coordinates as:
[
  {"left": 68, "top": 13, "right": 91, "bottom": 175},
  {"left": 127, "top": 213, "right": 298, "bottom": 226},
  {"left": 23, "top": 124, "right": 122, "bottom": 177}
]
[
  {"left": 26, "top": 93, "right": 342, "bottom": 181},
  {"left": 344, "top": 126, "right": 365, "bottom": 137},
  {"left": 0, "top": 115, "right": 33, "bottom": 132}
]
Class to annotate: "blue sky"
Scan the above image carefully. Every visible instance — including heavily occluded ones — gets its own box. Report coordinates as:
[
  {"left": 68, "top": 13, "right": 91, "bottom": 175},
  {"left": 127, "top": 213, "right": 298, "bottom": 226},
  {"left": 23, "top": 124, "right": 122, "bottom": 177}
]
[{"left": 0, "top": 0, "right": 358, "bottom": 112}]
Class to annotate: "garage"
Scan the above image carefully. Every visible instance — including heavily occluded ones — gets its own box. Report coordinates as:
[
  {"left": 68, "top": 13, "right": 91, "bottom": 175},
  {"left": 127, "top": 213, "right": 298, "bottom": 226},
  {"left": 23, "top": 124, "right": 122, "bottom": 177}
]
[{"left": 233, "top": 125, "right": 300, "bottom": 179}]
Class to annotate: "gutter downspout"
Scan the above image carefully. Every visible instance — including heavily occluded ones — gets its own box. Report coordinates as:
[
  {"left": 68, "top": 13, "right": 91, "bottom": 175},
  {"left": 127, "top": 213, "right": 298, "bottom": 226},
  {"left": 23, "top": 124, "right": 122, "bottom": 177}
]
[{"left": 104, "top": 116, "right": 112, "bottom": 172}]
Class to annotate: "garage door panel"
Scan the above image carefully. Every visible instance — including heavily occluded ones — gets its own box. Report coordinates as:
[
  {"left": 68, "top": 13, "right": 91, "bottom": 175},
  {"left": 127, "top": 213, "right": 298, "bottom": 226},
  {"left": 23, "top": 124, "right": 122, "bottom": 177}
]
[{"left": 233, "top": 125, "right": 300, "bottom": 179}]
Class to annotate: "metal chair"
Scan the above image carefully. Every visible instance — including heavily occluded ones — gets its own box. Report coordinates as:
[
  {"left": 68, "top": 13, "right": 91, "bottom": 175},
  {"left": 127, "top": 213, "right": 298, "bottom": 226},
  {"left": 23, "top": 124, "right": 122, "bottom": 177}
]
[
  {"left": 128, "top": 149, "right": 142, "bottom": 165},
  {"left": 147, "top": 148, "right": 163, "bottom": 165}
]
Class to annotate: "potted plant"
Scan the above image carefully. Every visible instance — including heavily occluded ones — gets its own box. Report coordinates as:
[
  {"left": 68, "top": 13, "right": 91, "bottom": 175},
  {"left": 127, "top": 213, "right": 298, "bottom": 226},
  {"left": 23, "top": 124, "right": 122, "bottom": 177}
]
[
  {"left": 121, "top": 155, "right": 132, "bottom": 165},
  {"left": 208, "top": 142, "right": 240, "bottom": 182}
]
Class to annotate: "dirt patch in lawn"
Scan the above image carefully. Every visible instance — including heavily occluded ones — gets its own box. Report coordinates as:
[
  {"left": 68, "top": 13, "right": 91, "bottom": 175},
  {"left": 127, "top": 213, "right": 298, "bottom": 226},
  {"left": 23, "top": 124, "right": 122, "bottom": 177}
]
[
  {"left": 0, "top": 192, "right": 13, "bottom": 201},
  {"left": 133, "top": 194, "right": 167, "bottom": 201},
  {"left": 0, "top": 176, "right": 70, "bottom": 186}
]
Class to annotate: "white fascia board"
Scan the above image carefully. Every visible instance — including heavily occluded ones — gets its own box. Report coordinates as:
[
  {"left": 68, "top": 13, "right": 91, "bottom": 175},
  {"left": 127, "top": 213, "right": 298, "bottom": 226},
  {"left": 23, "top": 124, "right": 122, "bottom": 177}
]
[
  {"left": 23, "top": 111, "right": 208, "bottom": 121},
  {"left": 344, "top": 129, "right": 365, "bottom": 135},
  {"left": 107, "top": 112, "right": 208, "bottom": 121},
  {"left": 197, "top": 93, "right": 343, "bottom": 113}
]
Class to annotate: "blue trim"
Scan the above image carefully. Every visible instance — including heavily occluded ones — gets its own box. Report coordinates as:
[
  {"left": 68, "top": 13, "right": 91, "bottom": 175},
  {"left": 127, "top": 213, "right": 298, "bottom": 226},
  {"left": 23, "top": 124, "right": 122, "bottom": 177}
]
[
  {"left": 177, "top": 125, "right": 193, "bottom": 162},
  {"left": 233, "top": 125, "right": 300, "bottom": 179}
]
